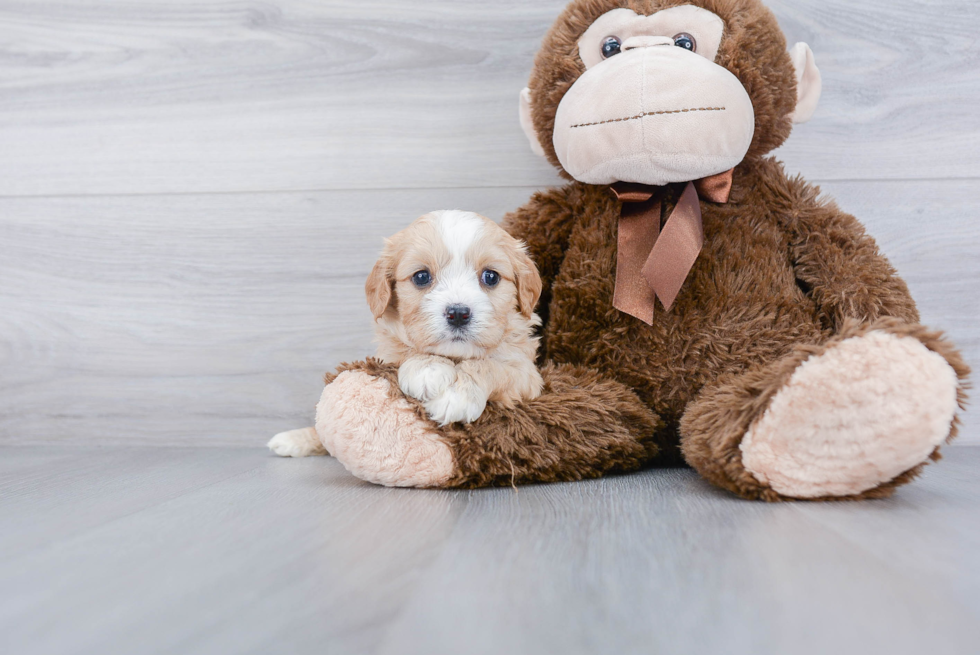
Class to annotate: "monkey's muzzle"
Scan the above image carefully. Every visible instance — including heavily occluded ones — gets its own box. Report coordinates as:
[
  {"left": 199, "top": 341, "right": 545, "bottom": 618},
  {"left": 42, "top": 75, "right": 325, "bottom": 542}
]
[{"left": 553, "top": 45, "right": 755, "bottom": 186}]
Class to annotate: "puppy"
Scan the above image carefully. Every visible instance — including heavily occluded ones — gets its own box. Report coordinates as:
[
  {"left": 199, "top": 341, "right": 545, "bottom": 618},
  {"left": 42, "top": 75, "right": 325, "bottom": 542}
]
[
  {"left": 267, "top": 210, "right": 543, "bottom": 458},
  {"left": 369, "top": 210, "right": 544, "bottom": 425}
]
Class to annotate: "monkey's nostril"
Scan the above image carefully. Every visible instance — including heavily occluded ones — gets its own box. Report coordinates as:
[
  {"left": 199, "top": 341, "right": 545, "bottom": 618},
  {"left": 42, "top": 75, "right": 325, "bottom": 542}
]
[{"left": 445, "top": 304, "right": 471, "bottom": 328}]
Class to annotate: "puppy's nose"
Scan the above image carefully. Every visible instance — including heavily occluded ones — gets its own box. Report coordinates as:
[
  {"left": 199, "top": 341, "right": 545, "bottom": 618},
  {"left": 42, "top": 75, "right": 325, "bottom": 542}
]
[{"left": 445, "top": 304, "right": 471, "bottom": 328}]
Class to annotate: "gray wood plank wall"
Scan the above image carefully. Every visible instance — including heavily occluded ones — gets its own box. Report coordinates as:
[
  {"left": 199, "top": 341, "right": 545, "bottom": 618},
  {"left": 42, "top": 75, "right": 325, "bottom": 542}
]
[{"left": 1, "top": 0, "right": 978, "bottom": 446}]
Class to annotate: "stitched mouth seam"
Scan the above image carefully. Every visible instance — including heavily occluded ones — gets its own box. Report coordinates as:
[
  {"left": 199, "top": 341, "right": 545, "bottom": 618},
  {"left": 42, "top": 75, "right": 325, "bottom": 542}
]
[{"left": 570, "top": 106, "right": 726, "bottom": 128}]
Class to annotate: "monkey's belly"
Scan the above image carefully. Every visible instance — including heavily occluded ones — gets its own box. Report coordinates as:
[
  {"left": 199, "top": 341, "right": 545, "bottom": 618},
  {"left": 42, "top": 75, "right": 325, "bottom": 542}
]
[{"left": 543, "top": 241, "right": 825, "bottom": 426}]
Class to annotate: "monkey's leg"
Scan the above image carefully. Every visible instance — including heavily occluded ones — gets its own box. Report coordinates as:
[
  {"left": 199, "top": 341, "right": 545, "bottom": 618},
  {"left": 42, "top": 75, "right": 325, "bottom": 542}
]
[
  {"left": 680, "top": 319, "right": 969, "bottom": 501},
  {"left": 316, "top": 359, "right": 662, "bottom": 488}
]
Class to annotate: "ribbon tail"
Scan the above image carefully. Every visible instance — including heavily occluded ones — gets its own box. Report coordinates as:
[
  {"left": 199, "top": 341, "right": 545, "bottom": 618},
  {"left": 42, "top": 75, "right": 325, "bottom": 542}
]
[
  {"left": 613, "top": 199, "right": 661, "bottom": 325},
  {"left": 642, "top": 181, "right": 704, "bottom": 311}
]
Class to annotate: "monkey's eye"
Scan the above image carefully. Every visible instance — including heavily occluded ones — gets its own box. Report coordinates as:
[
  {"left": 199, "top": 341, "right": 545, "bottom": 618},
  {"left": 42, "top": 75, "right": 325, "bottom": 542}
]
[
  {"left": 411, "top": 270, "right": 431, "bottom": 287},
  {"left": 481, "top": 269, "right": 500, "bottom": 288},
  {"left": 673, "top": 33, "right": 697, "bottom": 52},
  {"left": 601, "top": 36, "right": 622, "bottom": 59}
]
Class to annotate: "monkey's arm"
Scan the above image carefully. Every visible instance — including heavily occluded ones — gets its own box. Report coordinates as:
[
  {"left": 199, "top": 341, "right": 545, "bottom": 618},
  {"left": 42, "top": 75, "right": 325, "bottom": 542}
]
[
  {"left": 502, "top": 186, "right": 579, "bottom": 332},
  {"left": 780, "top": 176, "right": 919, "bottom": 329}
]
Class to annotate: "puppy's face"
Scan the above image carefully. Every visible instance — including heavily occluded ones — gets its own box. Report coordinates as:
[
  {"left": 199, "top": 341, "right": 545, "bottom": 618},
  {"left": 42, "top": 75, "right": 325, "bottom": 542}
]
[{"left": 366, "top": 210, "right": 542, "bottom": 360}]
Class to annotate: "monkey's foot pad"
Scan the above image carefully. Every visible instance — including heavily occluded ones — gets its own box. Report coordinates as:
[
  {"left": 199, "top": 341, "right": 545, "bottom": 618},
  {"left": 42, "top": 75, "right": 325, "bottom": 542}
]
[
  {"left": 316, "top": 370, "right": 454, "bottom": 487},
  {"left": 740, "top": 330, "right": 959, "bottom": 498}
]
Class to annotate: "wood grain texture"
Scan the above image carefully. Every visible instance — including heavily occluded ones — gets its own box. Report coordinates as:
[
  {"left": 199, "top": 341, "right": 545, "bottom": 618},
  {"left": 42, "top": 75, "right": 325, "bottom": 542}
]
[
  {"left": 1, "top": 445, "right": 979, "bottom": 655},
  {"left": 0, "top": 447, "right": 468, "bottom": 655},
  {"left": 0, "top": 0, "right": 978, "bottom": 196},
  {"left": 0, "top": 187, "right": 535, "bottom": 445},
  {"left": 1, "top": 180, "right": 977, "bottom": 446},
  {"left": 0, "top": 0, "right": 977, "bottom": 447}
]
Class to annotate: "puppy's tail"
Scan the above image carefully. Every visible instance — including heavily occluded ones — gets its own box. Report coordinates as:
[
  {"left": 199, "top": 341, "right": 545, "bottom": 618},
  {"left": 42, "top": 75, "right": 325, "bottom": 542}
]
[{"left": 267, "top": 426, "right": 328, "bottom": 458}]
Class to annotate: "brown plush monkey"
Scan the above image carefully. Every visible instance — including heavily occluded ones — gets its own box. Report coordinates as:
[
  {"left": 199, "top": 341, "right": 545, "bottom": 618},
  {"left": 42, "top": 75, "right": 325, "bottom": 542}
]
[{"left": 296, "top": 0, "right": 970, "bottom": 501}]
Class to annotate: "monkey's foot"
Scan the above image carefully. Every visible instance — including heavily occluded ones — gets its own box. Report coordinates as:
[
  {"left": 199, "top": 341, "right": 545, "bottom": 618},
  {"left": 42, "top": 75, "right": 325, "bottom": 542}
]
[
  {"left": 740, "top": 330, "right": 960, "bottom": 498},
  {"left": 316, "top": 370, "right": 454, "bottom": 487}
]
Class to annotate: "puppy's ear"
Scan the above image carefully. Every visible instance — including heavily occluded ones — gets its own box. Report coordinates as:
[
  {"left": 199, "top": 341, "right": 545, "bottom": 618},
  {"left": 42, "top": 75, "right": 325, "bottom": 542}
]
[
  {"left": 513, "top": 246, "right": 542, "bottom": 319},
  {"left": 365, "top": 243, "right": 396, "bottom": 319}
]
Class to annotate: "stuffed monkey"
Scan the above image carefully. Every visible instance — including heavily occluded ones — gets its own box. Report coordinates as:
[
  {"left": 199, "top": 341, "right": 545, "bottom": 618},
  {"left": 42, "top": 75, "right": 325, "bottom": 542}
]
[{"left": 298, "top": 0, "right": 970, "bottom": 501}]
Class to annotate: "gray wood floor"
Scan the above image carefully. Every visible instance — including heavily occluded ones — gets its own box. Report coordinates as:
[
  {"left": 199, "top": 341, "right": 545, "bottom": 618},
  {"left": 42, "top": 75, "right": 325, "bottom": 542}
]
[
  {"left": 2, "top": 445, "right": 979, "bottom": 655},
  {"left": 1, "top": 0, "right": 978, "bottom": 446}
]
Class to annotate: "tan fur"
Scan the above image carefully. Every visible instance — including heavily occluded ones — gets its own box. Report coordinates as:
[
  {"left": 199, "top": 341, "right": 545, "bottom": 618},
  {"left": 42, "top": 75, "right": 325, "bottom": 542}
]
[
  {"left": 371, "top": 212, "right": 544, "bottom": 422},
  {"left": 365, "top": 246, "right": 395, "bottom": 320}
]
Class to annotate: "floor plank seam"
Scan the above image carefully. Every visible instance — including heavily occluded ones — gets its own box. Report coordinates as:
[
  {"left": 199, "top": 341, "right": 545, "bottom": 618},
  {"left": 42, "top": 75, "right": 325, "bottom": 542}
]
[{"left": 1, "top": 177, "right": 978, "bottom": 202}]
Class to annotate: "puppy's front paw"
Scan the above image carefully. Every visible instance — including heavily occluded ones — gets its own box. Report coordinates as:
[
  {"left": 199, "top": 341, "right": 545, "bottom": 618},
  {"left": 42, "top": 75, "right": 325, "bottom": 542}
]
[
  {"left": 425, "top": 385, "right": 488, "bottom": 426},
  {"left": 399, "top": 357, "right": 457, "bottom": 402}
]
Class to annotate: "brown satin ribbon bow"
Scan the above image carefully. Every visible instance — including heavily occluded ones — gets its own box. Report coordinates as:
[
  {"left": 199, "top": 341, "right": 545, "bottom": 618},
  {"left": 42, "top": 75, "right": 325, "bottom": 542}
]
[{"left": 611, "top": 169, "right": 734, "bottom": 325}]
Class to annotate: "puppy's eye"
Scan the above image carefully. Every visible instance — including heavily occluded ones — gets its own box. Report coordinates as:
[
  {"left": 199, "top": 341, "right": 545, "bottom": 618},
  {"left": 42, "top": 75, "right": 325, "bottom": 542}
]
[
  {"left": 481, "top": 269, "right": 500, "bottom": 287},
  {"left": 601, "top": 36, "right": 622, "bottom": 59},
  {"left": 673, "top": 33, "right": 696, "bottom": 52},
  {"left": 411, "top": 270, "right": 431, "bottom": 287}
]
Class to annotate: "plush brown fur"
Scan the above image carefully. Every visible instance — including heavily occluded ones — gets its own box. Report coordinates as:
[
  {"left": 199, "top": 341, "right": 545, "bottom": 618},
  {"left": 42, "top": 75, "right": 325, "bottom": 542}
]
[
  {"left": 324, "top": 0, "right": 969, "bottom": 499},
  {"left": 511, "top": 159, "right": 922, "bottom": 436},
  {"left": 326, "top": 359, "right": 664, "bottom": 488},
  {"left": 680, "top": 318, "right": 971, "bottom": 501},
  {"left": 501, "top": 154, "right": 968, "bottom": 499},
  {"left": 529, "top": 0, "right": 798, "bottom": 177}
]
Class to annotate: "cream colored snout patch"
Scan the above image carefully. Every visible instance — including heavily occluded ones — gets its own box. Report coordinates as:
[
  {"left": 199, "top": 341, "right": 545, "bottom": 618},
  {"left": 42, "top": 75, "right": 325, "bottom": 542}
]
[{"left": 552, "top": 45, "right": 755, "bottom": 186}]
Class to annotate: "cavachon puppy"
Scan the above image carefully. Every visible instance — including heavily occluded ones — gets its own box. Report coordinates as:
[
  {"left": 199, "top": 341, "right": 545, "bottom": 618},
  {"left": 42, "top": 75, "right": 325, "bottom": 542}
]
[
  {"left": 369, "top": 210, "right": 545, "bottom": 425},
  {"left": 268, "top": 210, "right": 544, "bottom": 458}
]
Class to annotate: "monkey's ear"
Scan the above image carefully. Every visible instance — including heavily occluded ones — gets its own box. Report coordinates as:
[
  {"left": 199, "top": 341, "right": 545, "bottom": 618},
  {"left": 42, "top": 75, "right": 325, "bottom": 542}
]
[
  {"left": 519, "top": 88, "right": 547, "bottom": 157},
  {"left": 789, "top": 43, "right": 822, "bottom": 124},
  {"left": 365, "top": 246, "right": 396, "bottom": 320}
]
